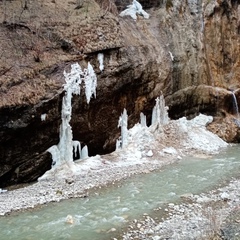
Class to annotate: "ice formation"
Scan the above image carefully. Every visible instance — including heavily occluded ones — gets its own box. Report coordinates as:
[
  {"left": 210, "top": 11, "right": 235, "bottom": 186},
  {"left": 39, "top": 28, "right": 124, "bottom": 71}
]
[
  {"left": 169, "top": 51, "right": 174, "bottom": 61},
  {"left": 151, "top": 94, "right": 169, "bottom": 126},
  {"left": 47, "top": 145, "right": 61, "bottom": 167},
  {"left": 81, "top": 145, "right": 89, "bottom": 159},
  {"left": 117, "top": 109, "right": 129, "bottom": 149},
  {"left": 0, "top": 188, "right": 7, "bottom": 194},
  {"left": 97, "top": 53, "right": 104, "bottom": 71},
  {"left": 120, "top": 0, "right": 149, "bottom": 20},
  {"left": 41, "top": 113, "right": 47, "bottom": 121},
  {"left": 117, "top": 95, "right": 168, "bottom": 150},
  {"left": 39, "top": 63, "right": 97, "bottom": 180},
  {"left": 140, "top": 112, "right": 147, "bottom": 127},
  {"left": 175, "top": 114, "right": 228, "bottom": 154},
  {"left": 73, "top": 140, "right": 81, "bottom": 160},
  {"left": 38, "top": 84, "right": 228, "bottom": 181},
  {"left": 84, "top": 62, "right": 97, "bottom": 104}
]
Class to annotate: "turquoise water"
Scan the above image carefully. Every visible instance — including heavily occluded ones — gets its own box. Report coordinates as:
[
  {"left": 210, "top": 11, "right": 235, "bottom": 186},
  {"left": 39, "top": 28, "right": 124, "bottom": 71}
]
[{"left": 0, "top": 145, "right": 240, "bottom": 240}]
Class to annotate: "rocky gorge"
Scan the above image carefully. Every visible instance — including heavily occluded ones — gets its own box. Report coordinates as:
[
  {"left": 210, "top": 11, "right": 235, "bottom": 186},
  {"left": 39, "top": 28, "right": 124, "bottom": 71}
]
[{"left": 0, "top": 0, "right": 240, "bottom": 187}]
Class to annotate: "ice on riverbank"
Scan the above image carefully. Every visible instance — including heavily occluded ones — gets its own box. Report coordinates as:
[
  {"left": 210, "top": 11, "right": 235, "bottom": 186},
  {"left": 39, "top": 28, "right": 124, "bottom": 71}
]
[
  {"left": 175, "top": 114, "right": 228, "bottom": 154},
  {"left": 0, "top": 111, "right": 229, "bottom": 216},
  {"left": 0, "top": 188, "right": 7, "bottom": 194},
  {"left": 38, "top": 113, "right": 228, "bottom": 181}
]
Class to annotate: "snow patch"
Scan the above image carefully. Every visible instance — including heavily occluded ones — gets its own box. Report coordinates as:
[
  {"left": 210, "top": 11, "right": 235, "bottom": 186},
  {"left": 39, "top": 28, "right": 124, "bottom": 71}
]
[
  {"left": 0, "top": 188, "right": 7, "bottom": 194},
  {"left": 176, "top": 114, "right": 228, "bottom": 154},
  {"left": 97, "top": 53, "right": 104, "bottom": 71},
  {"left": 162, "top": 147, "right": 178, "bottom": 155},
  {"left": 120, "top": 0, "right": 149, "bottom": 20}
]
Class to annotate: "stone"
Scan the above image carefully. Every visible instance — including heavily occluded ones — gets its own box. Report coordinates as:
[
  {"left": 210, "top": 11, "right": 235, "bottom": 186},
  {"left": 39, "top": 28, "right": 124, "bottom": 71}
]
[{"left": 146, "top": 150, "right": 153, "bottom": 157}]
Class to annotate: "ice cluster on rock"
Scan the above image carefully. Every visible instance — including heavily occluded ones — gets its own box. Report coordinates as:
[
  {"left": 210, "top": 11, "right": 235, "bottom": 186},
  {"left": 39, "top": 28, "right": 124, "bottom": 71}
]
[
  {"left": 151, "top": 94, "right": 169, "bottom": 126},
  {"left": 38, "top": 63, "right": 97, "bottom": 181},
  {"left": 116, "top": 108, "right": 129, "bottom": 149},
  {"left": 97, "top": 53, "right": 104, "bottom": 71},
  {"left": 120, "top": 0, "right": 149, "bottom": 20},
  {"left": 0, "top": 188, "right": 7, "bottom": 194}
]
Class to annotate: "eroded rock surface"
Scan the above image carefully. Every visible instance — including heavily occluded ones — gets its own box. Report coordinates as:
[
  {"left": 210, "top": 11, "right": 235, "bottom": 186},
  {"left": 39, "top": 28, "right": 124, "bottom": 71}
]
[{"left": 0, "top": 0, "right": 240, "bottom": 186}]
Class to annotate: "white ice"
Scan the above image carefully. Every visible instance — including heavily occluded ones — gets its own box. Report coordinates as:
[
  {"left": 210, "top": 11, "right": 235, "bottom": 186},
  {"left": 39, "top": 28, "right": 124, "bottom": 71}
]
[
  {"left": 120, "top": 0, "right": 149, "bottom": 20},
  {"left": 97, "top": 53, "right": 104, "bottom": 71},
  {"left": 39, "top": 93, "right": 228, "bottom": 181}
]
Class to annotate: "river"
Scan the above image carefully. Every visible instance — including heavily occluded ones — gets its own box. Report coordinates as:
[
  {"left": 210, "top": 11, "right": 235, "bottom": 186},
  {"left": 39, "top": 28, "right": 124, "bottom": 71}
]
[{"left": 0, "top": 145, "right": 239, "bottom": 240}]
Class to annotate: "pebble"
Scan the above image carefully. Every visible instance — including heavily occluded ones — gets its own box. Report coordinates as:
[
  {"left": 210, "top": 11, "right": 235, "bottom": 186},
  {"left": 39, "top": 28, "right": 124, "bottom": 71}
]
[
  {"left": 0, "top": 161, "right": 169, "bottom": 216},
  {"left": 122, "top": 179, "right": 240, "bottom": 240}
]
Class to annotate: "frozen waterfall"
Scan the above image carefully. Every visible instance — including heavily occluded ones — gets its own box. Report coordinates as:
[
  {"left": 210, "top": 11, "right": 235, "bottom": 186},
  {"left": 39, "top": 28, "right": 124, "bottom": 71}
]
[{"left": 39, "top": 63, "right": 97, "bottom": 180}]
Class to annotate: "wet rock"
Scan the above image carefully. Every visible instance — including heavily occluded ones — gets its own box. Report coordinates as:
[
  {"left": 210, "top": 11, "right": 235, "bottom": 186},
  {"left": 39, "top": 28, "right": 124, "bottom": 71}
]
[{"left": 207, "top": 113, "right": 240, "bottom": 143}]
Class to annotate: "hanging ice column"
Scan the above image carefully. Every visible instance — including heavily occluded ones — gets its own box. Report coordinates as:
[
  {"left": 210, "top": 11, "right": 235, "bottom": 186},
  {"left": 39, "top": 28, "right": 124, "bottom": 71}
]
[
  {"left": 140, "top": 112, "right": 147, "bottom": 127},
  {"left": 151, "top": 94, "right": 169, "bottom": 126},
  {"left": 48, "top": 63, "right": 97, "bottom": 170},
  {"left": 116, "top": 109, "right": 128, "bottom": 149}
]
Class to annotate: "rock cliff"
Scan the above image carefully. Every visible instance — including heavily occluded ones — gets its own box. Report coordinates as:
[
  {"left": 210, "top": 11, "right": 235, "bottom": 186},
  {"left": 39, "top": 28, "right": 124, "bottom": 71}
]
[{"left": 0, "top": 0, "right": 239, "bottom": 186}]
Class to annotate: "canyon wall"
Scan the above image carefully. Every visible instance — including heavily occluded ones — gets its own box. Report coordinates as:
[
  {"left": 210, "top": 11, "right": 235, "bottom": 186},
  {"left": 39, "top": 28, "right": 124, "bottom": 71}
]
[{"left": 0, "top": 0, "right": 239, "bottom": 186}]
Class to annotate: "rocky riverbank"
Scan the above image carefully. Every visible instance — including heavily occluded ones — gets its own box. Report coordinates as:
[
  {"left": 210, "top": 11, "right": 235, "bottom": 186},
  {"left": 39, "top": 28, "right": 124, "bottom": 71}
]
[
  {"left": 0, "top": 115, "right": 239, "bottom": 240},
  {"left": 0, "top": 114, "right": 228, "bottom": 216},
  {"left": 0, "top": 157, "right": 175, "bottom": 216},
  {"left": 121, "top": 178, "right": 240, "bottom": 240}
]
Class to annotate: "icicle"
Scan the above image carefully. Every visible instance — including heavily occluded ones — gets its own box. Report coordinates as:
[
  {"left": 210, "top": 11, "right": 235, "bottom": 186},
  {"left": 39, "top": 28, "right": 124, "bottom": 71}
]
[
  {"left": 151, "top": 105, "right": 157, "bottom": 126},
  {"left": 151, "top": 94, "right": 169, "bottom": 126},
  {"left": 41, "top": 113, "right": 47, "bottom": 121},
  {"left": 81, "top": 145, "right": 89, "bottom": 159},
  {"left": 140, "top": 112, "right": 147, "bottom": 127},
  {"left": 72, "top": 140, "right": 81, "bottom": 160},
  {"left": 42, "top": 62, "right": 97, "bottom": 173},
  {"left": 117, "top": 108, "right": 128, "bottom": 148},
  {"left": 116, "top": 138, "right": 122, "bottom": 150},
  {"left": 97, "top": 53, "right": 104, "bottom": 71},
  {"left": 47, "top": 145, "right": 61, "bottom": 167},
  {"left": 84, "top": 62, "right": 97, "bottom": 104},
  {"left": 63, "top": 63, "right": 82, "bottom": 96},
  {"left": 159, "top": 95, "right": 165, "bottom": 124},
  {"left": 156, "top": 97, "right": 161, "bottom": 124}
]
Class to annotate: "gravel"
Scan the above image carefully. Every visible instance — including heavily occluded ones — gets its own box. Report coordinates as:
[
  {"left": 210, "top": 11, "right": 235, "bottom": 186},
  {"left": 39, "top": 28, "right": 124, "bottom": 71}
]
[
  {"left": 0, "top": 158, "right": 174, "bottom": 216},
  {"left": 0, "top": 116, "right": 237, "bottom": 239},
  {"left": 121, "top": 179, "right": 240, "bottom": 240}
]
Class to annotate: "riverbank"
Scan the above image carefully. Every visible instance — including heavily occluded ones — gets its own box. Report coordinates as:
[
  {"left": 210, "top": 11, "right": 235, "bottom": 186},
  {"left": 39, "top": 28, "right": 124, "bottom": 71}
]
[
  {"left": 121, "top": 178, "right": 240, "bottom": 240},
  {"left": 0, "top": 114, "right": 228, "bottom": 216},
  {"left": 0, "top": 156, "right": 176, "bottom": 216}
]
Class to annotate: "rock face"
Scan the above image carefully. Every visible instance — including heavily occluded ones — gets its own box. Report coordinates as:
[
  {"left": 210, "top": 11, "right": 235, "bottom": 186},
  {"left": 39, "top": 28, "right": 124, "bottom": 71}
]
[{"left": 0, "top": 0, "right": 240, "bottom": 186}]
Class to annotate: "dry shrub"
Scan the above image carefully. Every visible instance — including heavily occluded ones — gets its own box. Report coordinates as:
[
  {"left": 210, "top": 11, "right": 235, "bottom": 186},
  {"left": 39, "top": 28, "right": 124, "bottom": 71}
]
[
  {"left": 199, "top": 207, "right": 224, "bottom": 240},
  {"left": 95, "top": 0, "right": 118, "bottom": 15}
]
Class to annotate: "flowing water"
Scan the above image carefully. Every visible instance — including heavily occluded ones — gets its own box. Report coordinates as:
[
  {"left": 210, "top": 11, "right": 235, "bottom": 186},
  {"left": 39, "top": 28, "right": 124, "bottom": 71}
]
[
  {"left": 0, "top": 145, "right": 240, "bottom": 240},
  {"left": 232, "top": 91, "right": 239, "bottom": 117}
]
